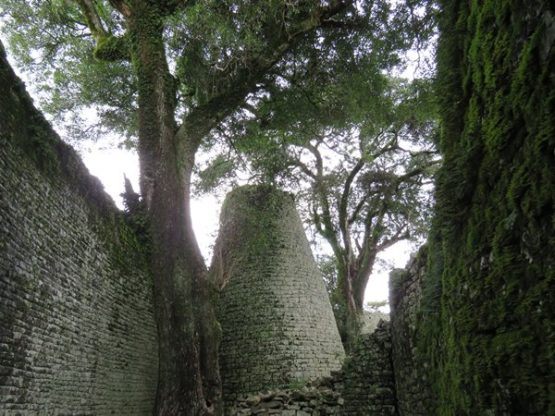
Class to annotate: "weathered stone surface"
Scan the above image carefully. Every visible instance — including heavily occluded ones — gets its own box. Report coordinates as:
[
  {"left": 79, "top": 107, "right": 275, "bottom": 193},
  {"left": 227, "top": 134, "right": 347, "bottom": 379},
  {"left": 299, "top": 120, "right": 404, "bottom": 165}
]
[
  {"left": 227, "top": 381, "right": 344, "bottom": 415},
  {"left": 213, "top": 185, "right": 344, "bottom": 403},
  {"left": 227, "top": 321, "right": 399, "bottom": 415},
  {"left": 0, "top": 41, "right": 158, "bottom": 414},
  {"left": 389, "top": 248, "right": 433, "bottom": 415},
  {"left": 342, "top": 321, "right": 398, "bottom": 415},
  {"left": 424, "top": 1, "right": 555, "bottom": 413},
  {"left": 361, "top": 310, "right": 390, "bottom": 335}
]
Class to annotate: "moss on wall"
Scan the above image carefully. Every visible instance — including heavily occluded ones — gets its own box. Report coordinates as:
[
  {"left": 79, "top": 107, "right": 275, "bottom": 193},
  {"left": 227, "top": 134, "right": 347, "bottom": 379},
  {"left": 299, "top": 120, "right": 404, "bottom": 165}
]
[
  {"left": 342, "top": 321, "right": 397, "bottom": 415},
  {"left": 0, "top": 40, "right": 158, "bottom": 414},
  {"left": 389, "top": 247, "right": 434, "bottom": 416},
  {"left": 418, "top": 1, "right": 555, "bottom": 414}
]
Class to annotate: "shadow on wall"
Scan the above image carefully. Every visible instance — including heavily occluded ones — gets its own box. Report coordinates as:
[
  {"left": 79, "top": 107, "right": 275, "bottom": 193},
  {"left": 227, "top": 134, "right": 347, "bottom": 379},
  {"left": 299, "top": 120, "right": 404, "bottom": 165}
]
[{"left": 0, "top": 40, "right": 158, "bottom": 415}]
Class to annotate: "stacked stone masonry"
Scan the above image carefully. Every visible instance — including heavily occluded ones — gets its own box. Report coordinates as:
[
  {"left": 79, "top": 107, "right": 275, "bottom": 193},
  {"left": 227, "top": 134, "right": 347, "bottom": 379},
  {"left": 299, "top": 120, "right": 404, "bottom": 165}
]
[
  {"left": 213, "top": 186, "right": 345, "bottom": 403},
  {"left": 0, "top": 38, "right": 430, "bottom": 416},
  {"left": 228, "top": 381, "right": 344, "bottom": 415},
  {"left": 0, "top": 42, "right": 158, "bottom": 414},
  {"left": 227, "top": 320, "right": 397, "bottom": 415},
  {"left": 389, "top": 248, "right": 432, "bottom": 415},
  {"left": 341, "top": 321, "right": 397, "bottom": 416}
]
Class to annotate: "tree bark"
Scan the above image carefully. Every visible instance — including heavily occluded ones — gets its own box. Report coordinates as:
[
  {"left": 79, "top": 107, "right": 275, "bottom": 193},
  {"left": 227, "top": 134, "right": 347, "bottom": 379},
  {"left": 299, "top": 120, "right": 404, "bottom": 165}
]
[
  {"left": 127, "top": 3, "right": 221, "bottom": 414},
  {"left": 76, "top": 0, "right": 355, "bottom": 410},
  {"left": 333, "top": 264, "right": 361, "bottom": 352},
  {"left": 333, "top": 249, "right": 377, "bottom": 352}
]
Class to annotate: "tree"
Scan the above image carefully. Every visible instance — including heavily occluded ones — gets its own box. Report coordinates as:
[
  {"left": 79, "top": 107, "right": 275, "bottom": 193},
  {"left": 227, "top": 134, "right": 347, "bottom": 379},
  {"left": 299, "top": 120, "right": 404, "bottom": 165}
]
[
  {"left": 0, "top": 0, "right": 434, "bottom": 411},
  {"left": 227, "top": 72, "right": 439, "bottom": 349}
]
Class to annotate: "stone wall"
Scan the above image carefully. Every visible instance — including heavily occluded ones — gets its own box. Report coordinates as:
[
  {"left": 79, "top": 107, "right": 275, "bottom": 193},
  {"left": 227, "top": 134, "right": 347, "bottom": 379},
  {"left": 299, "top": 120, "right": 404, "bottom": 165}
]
[
  {"left": 0, "top": 42, "right": 158, "bottom": 414},
  {"left": 227, "top": 320, "right": 397, "bottom": 415},
  {"left": 389, "top": 247, "right": 432, "bottom": 415},
  {"left": 212, "top": 185, "right": 344, "bottom": 403},
  {"left": 419, "top": 1, "right": 555, "bottom": 413},
  {"left": 341, "top": 321, "right": 397, "bottom": 416},
  {"left": 228, "top": 379, "right": 343, "bottom": 415}
]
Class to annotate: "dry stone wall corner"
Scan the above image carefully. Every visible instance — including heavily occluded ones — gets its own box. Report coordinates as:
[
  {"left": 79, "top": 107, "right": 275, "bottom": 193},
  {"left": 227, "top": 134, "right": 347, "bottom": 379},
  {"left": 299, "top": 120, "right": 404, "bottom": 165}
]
[{"left": 389, "top": 247, "right": 433, "bottom": 416}]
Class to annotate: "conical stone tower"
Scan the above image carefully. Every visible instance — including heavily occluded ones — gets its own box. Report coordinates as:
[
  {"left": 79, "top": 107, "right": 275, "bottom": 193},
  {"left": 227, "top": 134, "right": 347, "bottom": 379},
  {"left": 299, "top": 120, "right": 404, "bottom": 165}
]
[{"left": 212, "top": 185, "right": 345, "bottom": 401}]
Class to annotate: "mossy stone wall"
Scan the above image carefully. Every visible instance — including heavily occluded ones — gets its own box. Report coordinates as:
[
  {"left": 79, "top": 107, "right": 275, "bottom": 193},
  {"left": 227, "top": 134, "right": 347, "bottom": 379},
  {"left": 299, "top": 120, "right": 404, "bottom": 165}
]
[
  {"left": 417, "top": 1, "right": 555, "bottom": 414},
  {"left": 389, "top": 247, "right": 433, "bottom": 416},
  {"left": 0, "top": 42, "right": 158, "bottom": 414},
  {"left": 341, "top": 321, "right": 397, "bottom": 416},
  {"left": 213, "top": 185, "right": 345, "bottom": 403}
]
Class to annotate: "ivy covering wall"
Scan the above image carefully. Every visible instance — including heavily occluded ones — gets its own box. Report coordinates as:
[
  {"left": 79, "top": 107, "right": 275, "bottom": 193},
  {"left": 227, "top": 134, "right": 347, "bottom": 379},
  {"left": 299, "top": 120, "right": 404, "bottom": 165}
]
[{"left": 418, "top": 0, "right": 555, "bottom": 414}]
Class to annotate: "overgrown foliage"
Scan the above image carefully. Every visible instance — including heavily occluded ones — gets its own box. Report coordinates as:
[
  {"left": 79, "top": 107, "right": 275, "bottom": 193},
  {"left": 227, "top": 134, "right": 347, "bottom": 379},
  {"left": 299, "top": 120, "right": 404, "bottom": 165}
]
[
  {"left": 204, "top": 71, "right": 440, "bottom": 348},
  {"left": 418, "top": 0, "right": 555, "bottom": 414},
  {"left": 1, "top": 0, "right": 438, "bottom": 411}
]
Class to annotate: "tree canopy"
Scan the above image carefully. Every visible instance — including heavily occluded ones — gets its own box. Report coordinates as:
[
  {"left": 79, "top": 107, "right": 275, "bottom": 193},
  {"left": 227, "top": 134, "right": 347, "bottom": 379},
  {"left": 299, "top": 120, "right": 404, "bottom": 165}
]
[
  {"left": 202, "top": 64, "right": 440, "bottom": 347},
  {"left": 0, "top": 0, "right": 435, "bottom": 145},
  {"left": 0, "top": 0, "right": 437, "bottom": 412}
]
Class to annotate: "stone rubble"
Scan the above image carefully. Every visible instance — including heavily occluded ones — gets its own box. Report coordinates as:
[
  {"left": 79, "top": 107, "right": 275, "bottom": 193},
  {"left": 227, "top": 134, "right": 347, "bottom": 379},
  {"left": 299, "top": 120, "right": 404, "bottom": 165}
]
[{"left": 227, "top": 321, "right": 398, "bottom": 416}]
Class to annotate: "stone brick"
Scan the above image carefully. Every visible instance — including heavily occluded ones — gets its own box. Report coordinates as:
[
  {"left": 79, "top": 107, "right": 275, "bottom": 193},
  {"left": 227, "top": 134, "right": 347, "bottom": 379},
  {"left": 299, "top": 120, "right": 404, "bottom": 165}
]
[
  {"left": 389, "top": 247, "right": 432, "bottom": 415},
  {"left": 0, "top": 41, "right": 158, "bottom": 415},
  {"left": 213, "top": 185, "right": 344, "bottom": 403},
  {"left": 341, "top": 321, "right": 398, "bottom": 415}
]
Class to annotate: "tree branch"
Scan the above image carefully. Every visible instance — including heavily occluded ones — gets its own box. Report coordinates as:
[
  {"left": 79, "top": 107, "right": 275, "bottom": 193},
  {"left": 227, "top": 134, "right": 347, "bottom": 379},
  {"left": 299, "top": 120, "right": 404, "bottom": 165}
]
[
  {"left": 395, "top": 161, "right": 439, "bottom": 188},
  {"left": 176, "top": 0, "right": 353, "bottom": 148},
  {"left": 377, "top": 226, "right": 410, "bottom": 252},
  {"left": 357, "top": 203, "right": 387, "bottom": 271},
  {"left": 338, "top": 158, "right": 365, "bottom": 259},
  {"left": 75, "top": 0, "right": 109, "bottom": 38},
  {"left": 304, "top": 142, "right": 344, "bottom": 261},
  {"left": 348, "top": 190, "right": 371, "bottom": 225},
  {"left": 291, "top": 159, "right": 317, "bottom": 179},
  {"left": 108, "top": 0, "right": 131, "bottom": 17}
]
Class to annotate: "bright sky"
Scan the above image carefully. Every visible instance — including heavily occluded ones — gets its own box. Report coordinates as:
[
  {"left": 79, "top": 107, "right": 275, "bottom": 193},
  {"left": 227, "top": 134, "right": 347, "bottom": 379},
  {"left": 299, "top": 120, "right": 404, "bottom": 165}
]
[{"left": 80, "top": 144, "right": 414, "bottom": 309}]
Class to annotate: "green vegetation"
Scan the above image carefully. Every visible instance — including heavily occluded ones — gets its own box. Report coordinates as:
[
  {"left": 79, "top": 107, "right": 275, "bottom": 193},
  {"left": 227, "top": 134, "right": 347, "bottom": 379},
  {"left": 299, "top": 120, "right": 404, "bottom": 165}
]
[
  {"left": 0, "top": 0, "right": 436, "bottom": 412},
  {"left": 232, "top": 75, "right": 440, "bottom": 351},
  {"left": 2, "top": 0, "right": 554, "bottom": 413},
  {"left": 417, "top": 0, "right": 555, "bottom": 414},
  {"left": 191, "top": 24, "right": 440, "bottom": 349}
]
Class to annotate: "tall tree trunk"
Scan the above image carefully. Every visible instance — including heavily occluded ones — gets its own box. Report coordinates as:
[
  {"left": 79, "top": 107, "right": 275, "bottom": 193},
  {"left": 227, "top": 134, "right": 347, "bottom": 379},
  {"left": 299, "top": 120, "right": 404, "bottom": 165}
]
[
  {"left": 345, "top": 272, "right": 363, "bottom": 352},
  {"left": 333, "top": 264, "right": 361, "bottom": 352},
  {"left": 127, "top": 4, "right": 221, "bottom": 414},
  {"left": 334, "top": 253, "right": 376, "bottom": 352}
]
